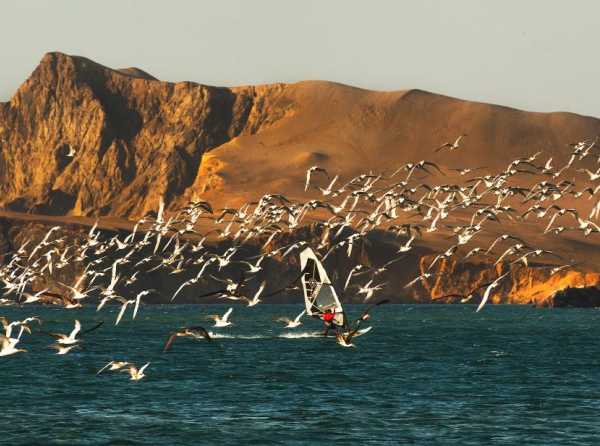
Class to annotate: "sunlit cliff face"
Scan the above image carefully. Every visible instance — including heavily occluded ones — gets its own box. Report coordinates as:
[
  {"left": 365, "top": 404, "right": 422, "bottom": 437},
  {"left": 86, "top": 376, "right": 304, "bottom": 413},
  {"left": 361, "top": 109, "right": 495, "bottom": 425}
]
[{"left": 418, "top": 255, "right": 600, "bottom": 306}]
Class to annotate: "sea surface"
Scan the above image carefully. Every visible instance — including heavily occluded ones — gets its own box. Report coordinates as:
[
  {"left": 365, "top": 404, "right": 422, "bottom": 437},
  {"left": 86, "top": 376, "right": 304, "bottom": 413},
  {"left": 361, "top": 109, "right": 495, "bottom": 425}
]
[{"left": 2, "top": 304, "right": 600, "bottom": 445}]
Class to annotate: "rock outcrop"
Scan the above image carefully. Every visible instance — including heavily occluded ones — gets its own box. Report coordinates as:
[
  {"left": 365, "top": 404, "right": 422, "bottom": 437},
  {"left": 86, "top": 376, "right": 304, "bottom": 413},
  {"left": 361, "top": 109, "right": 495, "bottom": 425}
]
[
  {"left": 551, "top": 286, "right": 600, "bottom": 308},
  {"left": 415, "top": 256, "right": 600, "bottom": 306},
  {"left": 0, "top": 52, "right": 291, "bottom": 217}
]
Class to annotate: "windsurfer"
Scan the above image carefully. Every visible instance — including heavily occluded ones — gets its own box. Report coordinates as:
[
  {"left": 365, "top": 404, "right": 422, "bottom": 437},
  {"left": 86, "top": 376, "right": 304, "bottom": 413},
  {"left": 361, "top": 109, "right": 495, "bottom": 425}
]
[{"left": 321, "top": 307, "right": 341, "bottom": 336}]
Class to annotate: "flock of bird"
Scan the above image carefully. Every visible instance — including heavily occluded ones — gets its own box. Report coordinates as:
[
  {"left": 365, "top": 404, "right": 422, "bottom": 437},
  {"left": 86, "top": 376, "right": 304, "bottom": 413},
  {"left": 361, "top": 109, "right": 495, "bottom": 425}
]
[{"left": 1, "top": 134, "right": 600, "bottom": 380}]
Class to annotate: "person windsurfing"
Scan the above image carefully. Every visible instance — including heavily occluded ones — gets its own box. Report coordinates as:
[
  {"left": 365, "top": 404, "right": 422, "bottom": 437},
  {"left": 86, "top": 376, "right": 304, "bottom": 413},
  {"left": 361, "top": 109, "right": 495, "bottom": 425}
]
[{"left": 320, "top": 306, "right": 342, "bottom": 336}]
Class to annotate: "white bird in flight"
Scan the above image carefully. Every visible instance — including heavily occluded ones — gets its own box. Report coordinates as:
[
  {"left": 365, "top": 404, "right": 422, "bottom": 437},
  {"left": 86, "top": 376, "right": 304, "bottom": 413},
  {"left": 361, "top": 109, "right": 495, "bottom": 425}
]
[
  {"left": 276, "top": 309, "right": 306, "bottom": 328},
  {"left": 208, "top": 307, "right": 234, "bottom": 327},
  {"left": 121, "top": 362, "right": 150, "bottom": 381}
]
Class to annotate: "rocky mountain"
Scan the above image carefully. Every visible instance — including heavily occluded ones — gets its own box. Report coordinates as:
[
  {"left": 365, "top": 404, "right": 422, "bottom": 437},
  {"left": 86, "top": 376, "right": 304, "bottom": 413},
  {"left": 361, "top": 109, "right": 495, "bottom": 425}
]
[{"left": 2, "top": 52, "right": 600, "bottom": 217}]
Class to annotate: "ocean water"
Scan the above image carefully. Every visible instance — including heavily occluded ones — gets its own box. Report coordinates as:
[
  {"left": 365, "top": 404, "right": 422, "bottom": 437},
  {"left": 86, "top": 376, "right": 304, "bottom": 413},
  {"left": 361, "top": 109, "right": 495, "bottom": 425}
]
[{"left": 2, "top": 304, "right": 600, "bottom": 445}]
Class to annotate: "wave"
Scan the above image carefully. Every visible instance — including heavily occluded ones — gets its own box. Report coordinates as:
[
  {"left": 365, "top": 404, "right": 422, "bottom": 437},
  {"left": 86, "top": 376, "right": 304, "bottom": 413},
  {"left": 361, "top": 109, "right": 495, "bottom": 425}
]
[
  {"left": 207, "top": 328, "right": 372, "bottom": 340},
  {"left": 278, "top": 331, "right": 324, "bottom": 338},
  {"left": 207, "top": 331, "right": 266, "bottom": 339},
  {"left": 207, "top": 330, "right": 324, "bottom": 339}
]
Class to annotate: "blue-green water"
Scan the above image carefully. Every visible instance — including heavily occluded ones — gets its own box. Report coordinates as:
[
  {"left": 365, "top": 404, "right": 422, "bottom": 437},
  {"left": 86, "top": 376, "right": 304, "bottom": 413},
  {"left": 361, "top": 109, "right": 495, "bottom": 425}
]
[{"left": 2, "top": 304, "right": 600, "bottom": 445}]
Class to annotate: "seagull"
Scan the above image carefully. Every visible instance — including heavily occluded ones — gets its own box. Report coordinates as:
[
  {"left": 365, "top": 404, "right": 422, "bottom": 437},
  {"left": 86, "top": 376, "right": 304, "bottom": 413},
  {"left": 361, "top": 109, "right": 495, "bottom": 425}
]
[
  {"left": 0, "top": 335, "right": 26, "bottom": 356},
  {"left": 238, "top": 256, "right": 265, "bottom": 274},
  {"left": 121, "top": 362, "right": 150, "bottom": 381},
  {"left": 511, "top": 249, "right": 562, "bottom": 267},
  {"left": 428, "top": 244, "right": 459, "bottom": 270},
  {"left": 398, "top": 235, "right": 416, "bottom": 253},
  {"left": 240, "top": 281, "right": 267, "bottom": 307},
  {"left": 276, "top": 309, "right": 306, "bottom": 328},
  {"left": 305, "top": 166, "right": 329, "bottom": 191},
  {"left": 485, "top": 234, "right": 526, "bottom": 255},
  {"left": 579, "top": 167, "right": 600, "bottom": 181},
  {"left": 435, "top": 134, "right": 467, "bottom": 153},
  {"left": 43, "top": 320, "right": 103, "bottom": 345},
  {"left": 404, "top": 272, "right": 432, "bottom": 289},
  {"left": 344, "top": 265, "right": 367, "bottom": 290},
  {"left": 20, "top": 288, "right": 50, "bottom": 304},
  {"left": 476, "top": 272, "right": 510, "bottom": 312},
  {"left": 49, "top": 343, "right": 80, "bottom": 355},
  {"left": 432, "top": 282, "right": 496, "bottom": 303},
  {"left": 208, "top": 307, "right": 233, "bottom": 327},
  {"left": 96, "top": 361, "right": 131, "bottom": 375},
  {"left": 319, "top": 175, "right": 339, "bottom": 196},
  {"left": 114, "top": 292, "right": 150, "bottom": 325},
  {"left": 448, "top": 166, "right": 487, "bottom": 175},
  {"left": 335, "top": 321, "right": 372, "bottom": 348},
  {"left": 163, "top": 327, "right": 212, "bottom": 352},
  {"left": 357, "top": 280, "right": 386, "bottom": 301}
]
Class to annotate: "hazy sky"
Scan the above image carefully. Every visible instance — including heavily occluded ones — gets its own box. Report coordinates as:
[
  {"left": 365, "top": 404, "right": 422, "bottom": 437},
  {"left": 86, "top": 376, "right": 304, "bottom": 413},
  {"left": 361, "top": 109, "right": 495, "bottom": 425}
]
[{"left": 3, "top": 0, "right": 599, "bottom": 117}]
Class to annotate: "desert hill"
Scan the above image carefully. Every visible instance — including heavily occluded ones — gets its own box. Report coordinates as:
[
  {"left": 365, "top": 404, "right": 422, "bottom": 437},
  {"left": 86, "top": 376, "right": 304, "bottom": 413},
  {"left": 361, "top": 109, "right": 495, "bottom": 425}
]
[{"left": 1, "top": 52, "right": 600, "bottom": 217}]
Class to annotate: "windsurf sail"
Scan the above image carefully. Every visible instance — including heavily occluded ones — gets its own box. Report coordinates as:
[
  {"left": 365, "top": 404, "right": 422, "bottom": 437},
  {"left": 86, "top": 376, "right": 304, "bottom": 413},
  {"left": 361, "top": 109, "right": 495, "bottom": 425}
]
[{"left": 299, "top": 247, "right": 346, "bottom": 327}]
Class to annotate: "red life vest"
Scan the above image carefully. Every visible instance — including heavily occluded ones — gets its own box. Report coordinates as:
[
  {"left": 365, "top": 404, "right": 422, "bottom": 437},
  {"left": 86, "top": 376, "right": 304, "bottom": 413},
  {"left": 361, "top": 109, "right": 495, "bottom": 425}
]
[{"left": 323, "top": 312, "right": 335, "bottom": 322}]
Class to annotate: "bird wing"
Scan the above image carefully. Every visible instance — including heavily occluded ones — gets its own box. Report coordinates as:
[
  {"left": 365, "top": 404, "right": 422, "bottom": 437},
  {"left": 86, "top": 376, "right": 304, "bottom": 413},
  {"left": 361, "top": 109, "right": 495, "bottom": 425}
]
[
  {"left": 383, "top": 255, "right": 407, "bottom": 268},
  {"left": 222, "top": 307, "right": 233, "bottom": 322},
  {"left": 82, "top": 321, "right": 104, "bottom": 335},
  {"left": 96, "top": 361, "right": 114, "bottom": 376},
  {"left": 343, "top": 270, "right": 356, "bottom": 291},
  {"left": 476, "top": 273, "right": 509, "bottom": 313},
  {"left": 115, "top": 302, "right": 131, "bottom": 325},
  {"left": 38, "top": 330, "right": 63, "bottom": 340},
  {"left": 188, "top": 326, "right": 212, "bottom": 341},
  {"left": 70, "top": 320, "right": 82, "bottom": 339},
  {"left": 294, "top": 310, "right": 306, "bottom": 323},
  {"left": 163, "top": 332, "right": 178, "bottom": 352},
  {"left": 171, "top": 281, "right": 190, "bottom": 301},
  {"left": 253, "top": 281, "right": 267, "bottom": 300},
  {"left": 326, "top": 175, "right": 339, "bottom": 191},
  {"left": 423, "top": 161, "right": 444, "bottom": 175},
  {"left": 476, "top": 284, "right": 494, "bottom": 313},
  {"left": 344, "top": 326, "right": 363, "bottom": 343},
  {"left": 133, "top": 295, "right": 142, "bottom": 319},
  {"left": 139, "top": 362, "right": 151, "bottom": 374},
  {"left": 197, "top": 288, "right": 227, "bottom": 298}
]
